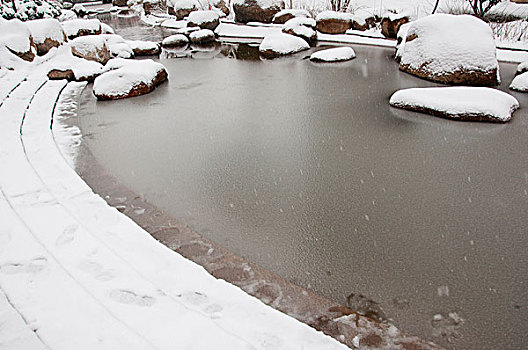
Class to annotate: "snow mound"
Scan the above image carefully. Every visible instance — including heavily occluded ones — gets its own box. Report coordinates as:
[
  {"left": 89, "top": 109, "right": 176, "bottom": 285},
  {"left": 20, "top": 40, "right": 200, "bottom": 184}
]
[
  {"left": 70, "top": 35, "right": 110, "bottom": 64},
  {"left": 93, "top": 59, "right": 168, "bottom": 100},
  {"left": 310, "top": 47, "right": 355, "bottom": 62},
  {"left": 259, "top": 32, "right": 309, "bottom": 58},
  {"left": 517, "top": 61, "right": 528, "bottom": 75},
  {"left": 61, "top": 19, "right": 102, "bottom": 39},
  {"left": 161, "top": 19, "right": 188, "bottom": 29},
  {"left": 390, "top": 87, "right": 519, "bottom": 123},
  {"left": 510, "top": 71, "right": 528, "bottom": 92},
  {"left": 398, "top": 14, "right": 499, "bottom": 86},
  {"left": 47, "top": 48, "right": 104, "bottom": 81},
  {"left": 58, "top": 9, "right": 76, "bottom": 22},
  {"left": 101, "top": 23, "right": 115, "bottom": 34},
  {"left": 162, "top": 34, "right": 189, "bottom": 47}
]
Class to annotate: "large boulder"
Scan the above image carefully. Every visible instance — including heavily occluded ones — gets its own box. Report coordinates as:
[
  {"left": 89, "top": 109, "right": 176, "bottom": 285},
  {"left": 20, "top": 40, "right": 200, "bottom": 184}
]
[
  {"left": 282, "top": 17, "right": 317, "bottom": 44},
  {"left": 510, "top": 71, "right": 528, "bottom": 92},
  {"left": 187, "top": 10, "right": 220, "bottom": 30},
  {"left": 26, "top": 18, "right": 67, "bottom": 56},
  {"left": 259, "top": 32, "right": 309, "bottom": 58},
  {"left": 398, "top": 14, "right": 499, "bottom": 86},
  {"left": 272, "top": 8, "right": 310, "bottom": 24},
  {"left": 70, "top": 35, "right": 111, "bottom": 64},
  {"left": 352, "top": 9, "right": 377, "bottom": 31},
  {"left": 168, "top": 0, "right": 198, "bottom": 20},
  {"left": 315, "top": 11, "right": 353, "bottom": 34},
  {"left": 93, "top": 59, "right": 168, "bottom": 100},
  {"left": 0, "top": 19, "right": 36, "bottom": 62},
  {"left": 381, "top": 12, "right": 409, "bottom": 38},
  {"left": 61, "top": 19, "right": 102, "bottom": 39},
  {"left": 389, "top": 87, "right": 519, "bottom": 123},
  {"left": 233, "top": 0, "right": 284, "bottom": 24}
]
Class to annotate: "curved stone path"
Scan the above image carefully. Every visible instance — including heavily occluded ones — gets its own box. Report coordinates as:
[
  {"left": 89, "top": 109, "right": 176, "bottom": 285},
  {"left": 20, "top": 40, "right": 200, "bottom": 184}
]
[{"left": 0, "top": 70, "right": 348, "bottom": 349}]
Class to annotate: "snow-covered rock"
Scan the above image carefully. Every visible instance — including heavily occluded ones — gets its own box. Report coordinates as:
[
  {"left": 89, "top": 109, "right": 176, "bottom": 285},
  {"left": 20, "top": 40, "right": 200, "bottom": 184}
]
[
  {"left": 0, "top": 0, "right": 61, "bottom": 21},
  {"left": 213, "top": 0, "right": 229, "bottom": 16},
  {"left": 352, "top": 9, "right": 377, "bottom": 31},
  {"left": 282, "top": 17, "right": 316, "bottom": 44},
  {"left": 162, "top": 34, "right": 189, "bottom": 47},
  {"left": 0, "top": 18, "right": 36, "bottom": 62},
  {"left": 126, "top": 40, "right": 161, "bottom": 56},
  {"left": 160, "top": 18, "right": 188, "bottom": 29},
  {"left": 189, "top": 29, "right": 215, "bottom": 44},
  {"left": 380, "top": 11, "right": 409, "bottom": 38},
  {"left": 395, "top": 21, "right": 410, "bottom": 62},
  {"left": 187, "top": 10, "right": 220, "bottom": 30},
  {"left": 315, "top": 11, "right": 353, "bottom": 34},
  {"left": 26, "top": 18, "right": 66, "bottom": 56},
  {"left": 70, "top": 35, "right": 111, "bottom": 64},
  {"left": 259, "top": 32, "right": 309, "bottom": 58},
  {"left": 58, "top": 9, "right": 76, "bottom": 22},
  {"left": 233, "top": 0, "right": 283, "bottom": 24},
  {"left": 516, "top": 61, "right": 528, "bottom": 75},
  {"left": 61, "top": 19, "right": 102, "bottom": 39},
  {"left": 72, "top": 4, "right": 88, "bottom": 17},
  {"left": 389, "top": 87, "right": 519, "bottom": 123},
  {"left": 272, "top": 9, "right": 310, "bottom": 24},
  {"left": 310, "top": 47, "right": 355, "bottom": 62},
  {"left": 93, "top": 59, "right": 168, "bottom": 100},
  {"left": 167, "top": 0, "right": 198, "bottom": 20},
  {"left": 398, "top": 14, "right": 499, "bottom": 86},
  {"left": 101, "top": 34, "right": 134, "bottom": 58},
  {"left": 47, "top": 53, "right": 104, "bottom": 81},
  {"left": 510, "top": 71, "right": 528, "bottom": 92},
  {"left": 101, "top": 23, "right": 115, "bottom": 34}
]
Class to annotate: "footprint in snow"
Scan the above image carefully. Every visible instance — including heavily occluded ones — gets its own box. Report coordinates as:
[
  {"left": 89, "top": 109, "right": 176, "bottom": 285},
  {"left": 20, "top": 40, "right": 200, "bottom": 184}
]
[
  {"left": 109, "top": 289, "right": 156, "bottom": 307},
  {"left": 0, "top": 257, "right": 47, "bottom": 274}
]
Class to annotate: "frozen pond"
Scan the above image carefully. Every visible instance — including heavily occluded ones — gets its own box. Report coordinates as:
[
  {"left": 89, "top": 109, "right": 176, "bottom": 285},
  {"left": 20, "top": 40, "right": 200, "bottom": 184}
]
[{"left": 77, "top": 15, "right": 528, "bottom": 350}]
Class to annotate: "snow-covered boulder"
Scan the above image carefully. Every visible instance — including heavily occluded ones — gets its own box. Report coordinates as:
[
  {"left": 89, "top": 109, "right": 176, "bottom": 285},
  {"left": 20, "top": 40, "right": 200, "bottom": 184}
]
[
  {"left": 389, "top": 87, "right": 519, "bottom": 123},
  {"left": 516, "top": 61, "right": 528, "bottom": 75},
  {"left": 1, "top": 0, "right": 61, "bottom": 21},
  {"left": 398, "top": 14, "right": 499, "bottom": 86},
  {"left": 162, "top": 34, "right": 189, "bottom": 47},
  {"left": 310, "top": 47, "right": 355, "bottom": 62},
  {"left": 47, "top": 55, "right": 103, "bottom": 81},
  {"left": 101, "top": 23, "right": 115, "bottom": 34},
  {"left": 259, "top": 32, "right": 309, "bottom": 58},
  {"left": 113, "top": 0, "right": 128, "bottom": 7},
  {"left": 282, "top": 17, "right": 316, "bottom": 44},
  {"left": 187, "top": 10, "right": 220, "bottom": 30},
  {"left": 101, "top": 34, "right": 134, "bottom": 58},
  {"left": 233, "top": 0, "right": 283, "bottom": 24},
  {"left": 510, "top": 72, "right": 528, "bottom": 92},
  {"left": 160, "top": 18, "right": 188, "bottom": 29},
  {"left": 72, "top": 4, "right": 88, "bottom": 17},
  {"left": 93, "top": 59, "right": 168, "bottom": 100},
  {"left": 395, "top": 22, "right": 410, "bottom": 62},
  {"left": 213, "top": 0, "right": 229, "bottom": 16},
  {"left": 26, "top": 18, "right": 66, "bottom": 56},
  {"left": 61, "top": 19, "right": 102, "bottom": 39},
  {"left": 315, "top": 11, "right": 353, "bottom": 34},
  {"left": 352, "top": 9, "right": 377, "bottom": 31},
  {"left": 381, "top": 11, "right": 409, "bottom": 39},
  {"left": 58, "top": 9, "right": 76, "bottom": 22},
  {"left": 272, "top": 9, "right": 310, "bottom": 24},
  {"left": 189, "top": 29, "right": 215, "bottom": 44},
  {"left": 126, "top": 40, "right": 161, "bottom": 56},
  {"left": 0, "top": 18, "right": 36, "bottom": 62},
  {"left": 167, "top": 0, "right": 198, "bottom": 20},
  {"left": 70, "top": 35, "right": 111, "bottom": 64}
]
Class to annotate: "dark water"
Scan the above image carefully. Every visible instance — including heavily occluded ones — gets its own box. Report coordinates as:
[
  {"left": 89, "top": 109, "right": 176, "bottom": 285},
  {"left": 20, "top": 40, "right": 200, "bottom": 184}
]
[{"left": 78, "top": 15, "right": 528, "bottom": 350}]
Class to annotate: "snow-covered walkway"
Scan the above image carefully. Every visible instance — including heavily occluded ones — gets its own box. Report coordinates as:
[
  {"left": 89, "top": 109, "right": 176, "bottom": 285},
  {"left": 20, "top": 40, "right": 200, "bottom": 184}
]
[{"left": 0, "top": 70, "right": 347, "bottom": 349}]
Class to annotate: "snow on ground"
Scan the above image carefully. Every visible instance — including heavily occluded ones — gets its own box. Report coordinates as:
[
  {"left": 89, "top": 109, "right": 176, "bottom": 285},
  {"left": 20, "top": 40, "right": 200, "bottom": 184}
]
[
  {"left": 259, "top": 32, "right": 309, "bottom": 57},
  {"left": 510, "top": 72, "right": 528, "bottom": 92},
  {"left": 389, "top": 87, "right": 519, "bottom": 122},
  {"left": 310, "top": 46, "right": 355, "bottom": 62},
  {"left": 0, "top": 61, "right": 349, "bottom": 350}
]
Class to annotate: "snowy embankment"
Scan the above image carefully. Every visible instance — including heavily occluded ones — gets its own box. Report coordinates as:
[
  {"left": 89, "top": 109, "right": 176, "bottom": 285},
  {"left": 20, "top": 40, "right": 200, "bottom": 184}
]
[
  {"left": 389, "top": 87, "right": 519, "bottom": 122},
  {"left": 0, "top": 68, "right": 349, "bottom": 349}
]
